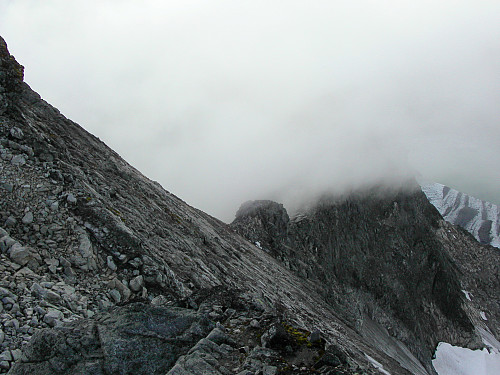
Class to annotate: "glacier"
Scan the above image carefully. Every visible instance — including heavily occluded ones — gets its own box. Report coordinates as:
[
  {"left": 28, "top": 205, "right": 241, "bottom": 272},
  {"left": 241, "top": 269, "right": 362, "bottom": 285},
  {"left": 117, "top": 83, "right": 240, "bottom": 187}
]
[{"left": 421, "top": 183, "right": 500, "bottom": 249}]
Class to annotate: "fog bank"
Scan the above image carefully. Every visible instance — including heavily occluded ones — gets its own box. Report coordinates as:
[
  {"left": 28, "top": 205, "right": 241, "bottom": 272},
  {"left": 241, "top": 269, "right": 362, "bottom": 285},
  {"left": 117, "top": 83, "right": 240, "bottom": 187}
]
[{"left": 1, "top": 1, "right": 499, "bottom": 221}]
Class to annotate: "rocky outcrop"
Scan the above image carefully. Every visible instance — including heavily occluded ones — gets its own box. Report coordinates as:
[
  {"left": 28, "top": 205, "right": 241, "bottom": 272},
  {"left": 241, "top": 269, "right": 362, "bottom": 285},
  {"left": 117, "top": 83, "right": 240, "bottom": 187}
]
[
  {"left": 233, "top": 200, "right": 290, "bottom": 257},
  {"left": 8, "top": 290, "right": 366, "bottom": 375},
  {"left": 8, "top": 303, "right": 214, "bottom": 375}
]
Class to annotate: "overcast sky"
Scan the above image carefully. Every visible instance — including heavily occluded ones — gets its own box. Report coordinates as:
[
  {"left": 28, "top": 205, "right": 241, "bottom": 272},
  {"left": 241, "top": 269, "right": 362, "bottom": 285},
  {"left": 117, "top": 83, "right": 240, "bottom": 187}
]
[{"left": 1, "top": 1, "right": 499, "bottom": 221}]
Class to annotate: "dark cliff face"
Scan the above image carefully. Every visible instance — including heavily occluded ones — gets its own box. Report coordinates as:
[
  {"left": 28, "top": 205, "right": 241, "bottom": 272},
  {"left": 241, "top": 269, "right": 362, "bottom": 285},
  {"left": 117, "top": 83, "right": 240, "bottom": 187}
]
[
  {"left": 0, "top": 38, "right": 24, "bottom": 97},
  {"left": 232, "top": 187, "right": 486, "bottom": 371}
]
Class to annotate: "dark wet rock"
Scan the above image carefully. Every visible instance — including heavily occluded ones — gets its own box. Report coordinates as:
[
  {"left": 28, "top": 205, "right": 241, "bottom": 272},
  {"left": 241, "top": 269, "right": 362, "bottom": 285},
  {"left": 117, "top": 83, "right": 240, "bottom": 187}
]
[
  {"left": 9, "top": 303, "right": 214, "bottom": 375},
  {"left": 309, "top": 329, "right": 321, "bottom": 344},
  {"left": 233, "top": 200, "right": 289, "bottom": 256},
  {"left": 261, "top": 323, "right": 294, "bottom": 349}
]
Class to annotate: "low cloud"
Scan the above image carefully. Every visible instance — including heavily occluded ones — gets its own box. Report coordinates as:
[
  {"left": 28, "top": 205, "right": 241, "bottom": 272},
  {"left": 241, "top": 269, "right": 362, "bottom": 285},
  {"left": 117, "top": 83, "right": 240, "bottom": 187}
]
[{"left": 1, "top": 1, "right": 499, "bottom": 221}]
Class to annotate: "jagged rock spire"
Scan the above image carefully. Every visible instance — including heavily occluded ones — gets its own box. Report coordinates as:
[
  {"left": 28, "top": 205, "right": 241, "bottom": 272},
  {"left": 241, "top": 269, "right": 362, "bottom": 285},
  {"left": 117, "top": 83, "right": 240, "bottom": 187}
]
[
  {"left": 0, "top": 36, "right": 25, "bottom": 117},
  {"left": 0, "top": 36, "right": 24, "bottom": 91}
]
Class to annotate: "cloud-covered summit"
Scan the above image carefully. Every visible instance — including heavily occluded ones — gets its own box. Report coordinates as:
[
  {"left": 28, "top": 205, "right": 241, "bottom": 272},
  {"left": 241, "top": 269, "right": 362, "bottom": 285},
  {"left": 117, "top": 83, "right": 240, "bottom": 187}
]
[{"left": 1, "top": 1, "right": 499, "bottom": 221}]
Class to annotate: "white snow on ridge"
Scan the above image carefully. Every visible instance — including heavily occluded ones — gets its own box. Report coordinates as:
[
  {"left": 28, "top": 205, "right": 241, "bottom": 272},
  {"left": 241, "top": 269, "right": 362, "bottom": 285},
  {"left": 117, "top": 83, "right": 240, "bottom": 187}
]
[
  {"left": 478, "top": 327, "right": 500, "bottom": 354},
  {"left": 421, "top": 183, "right": 500, "bottom": 249},
  {"left": 462, "top": 290, "right": 472, "bottom": 301},
  {"left": 365, "top": 354, "right": 391, "bottom": 375},
  {"left": 433, "top": 342, "right": 500, "bottom": 375}
]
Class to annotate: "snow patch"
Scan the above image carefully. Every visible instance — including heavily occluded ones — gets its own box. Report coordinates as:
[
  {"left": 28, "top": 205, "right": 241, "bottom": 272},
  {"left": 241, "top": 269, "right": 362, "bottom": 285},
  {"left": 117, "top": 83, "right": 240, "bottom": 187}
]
[
  {"left": 365, "top": 354, "right": 391, "bottom": 375},
  {"left": 462, "top": 290, "right": 472, "bottom": 301},
  {"left": 433, "top": 342, "right": 500, "bottom": 375},
  {"left": 478, "top": 327, "right": 500, "bottom": 354}
]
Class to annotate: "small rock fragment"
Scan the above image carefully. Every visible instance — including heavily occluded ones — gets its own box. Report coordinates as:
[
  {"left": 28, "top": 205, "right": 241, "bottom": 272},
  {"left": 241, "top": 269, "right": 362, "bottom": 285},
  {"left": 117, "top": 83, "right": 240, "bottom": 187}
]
[
  {"left": 129, "top": 275, "right": 144, "bottom": 292},
  {"left": 107, "top": 256, "right": 117, "bottom": 271},
  {"left": 11, "top": 349, "right": 22, "bottom": 361},
  {"left": 309, "top": 329, "right": 321, "bottom": 343},
  {"left": 67, "top": 193, "right": 77, "bottom": 203},
  {"left": 11, "top": 154, "right": 26, "bottom": 165},
  {"left": 4, "top": 216, "right": 16, "bottom": 227},
  {"left": 0, "top": 350, "right": 12, "bottom": 362},
  {"left": 0, "top": 182, "right": 14, "bottom": 192},
  {"left": 43, "top": 308, "right": 63, "bottom": 327},
  {"left": 21, "top": 212, "right": 33, "bottom": 225},
  {"left": 109, "top": 289, "right": 121, "bottom": 303},
  {"left": 10, "top": 127, "right": 24, "bottom": 139},
  {"left": 9, "top": 243, "right": 31, "bottom": 266}
]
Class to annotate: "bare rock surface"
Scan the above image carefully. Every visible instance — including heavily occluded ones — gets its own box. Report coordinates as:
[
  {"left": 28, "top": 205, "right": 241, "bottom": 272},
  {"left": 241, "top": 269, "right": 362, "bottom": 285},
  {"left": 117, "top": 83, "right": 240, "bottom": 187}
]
[{"left": 8, "top": 303, "right": 213, "bottom": 375}]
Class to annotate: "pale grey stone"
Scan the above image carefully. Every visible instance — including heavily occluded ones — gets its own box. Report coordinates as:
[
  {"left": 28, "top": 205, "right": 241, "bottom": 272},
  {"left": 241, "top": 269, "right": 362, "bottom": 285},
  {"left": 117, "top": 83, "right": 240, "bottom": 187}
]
[
  {"left": 129, "top": 275, "right": 144, "bottom": 292},
  {"left": 0, "top": 236, "right": 16, "bottom": 253},
  {"left": 0, "top": 361, "right": 9, "bottom": 370},
  {"left": 21, "top": 211, "right": 33, "bottom": 224},
  {"left": 11, "top": 348, "right": 22, "bottom": 361},
  {"left": 0, "top": 182, "right": 13, "bottom": 192},
  {"left": 10, "top": 303, "right": 20, "bottom": 314},
  {"left": 11, "top": 154, "right": 26, "bottom": 165},
  {"left": 309, "top": 329, "right": 321, "bottom": 343},
  {"left": 263, "top": 365, "right": 278, "bottom": 375},
  {"left": 4, "top": 216, "right": 16, "bottom": 227},
  {"left": 30, "top": 283, "right": 47, "bottom": 298},
  {"left": 109, "top": 289, "right": 121, "bottom": 303},
  {"left": 108, "top": 278, "right": 131, "bottom": 301},
  {"left": 43, "top": 308, "right": 63, "bottom": 327},
  {"left": 2, "top": 296, "right": 15, "bottom": 305},
  {"left": 0, "top": 350, "right": 12, "bottom": 361},
  {"left": 45, "top": 290, "right": 61, "bottom": 303},
  {"left": 39, "top": 152, "right": 54, "bottom": 162},
  {"left": 9, "top": 243, "right": 31, "bottom": 266},
  {"left": 59, "top": 256, "right": 71, "bottom": 268},
  {"left": 10, "top": 127, "right": 24, "bottom": 139},
  {"left": 78, "top": 233, "right": 93, "bottom": 258},
  {"left": 67, "top": 193, "right": 77, "bottom": 203},
  {"left": 107, "top": 256, "right": 117, "bottom": 271}
]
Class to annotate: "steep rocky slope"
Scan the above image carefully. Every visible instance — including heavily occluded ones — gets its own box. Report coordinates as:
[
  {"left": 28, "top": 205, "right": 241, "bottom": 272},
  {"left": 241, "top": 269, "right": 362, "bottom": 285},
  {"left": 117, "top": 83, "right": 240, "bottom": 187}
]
[
  {"left": 0, "top": 35, "right": 498, "bottom": 374},
  {"left": 231, "top": 188, "right": 500, "bottom": 373},
  {"left": 0, "top": 34, "right": 400, "bottom": 375},
  {"left": 422, "top": 183, "right": 500, "bottom": 248}
]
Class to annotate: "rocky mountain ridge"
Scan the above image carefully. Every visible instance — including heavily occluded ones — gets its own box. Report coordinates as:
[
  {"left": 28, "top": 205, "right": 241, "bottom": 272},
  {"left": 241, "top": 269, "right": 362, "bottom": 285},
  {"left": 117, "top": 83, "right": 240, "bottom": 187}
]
[
  {"left": 230, "top": 189, "right": 500, "bottom": 372},
  {"left": 0, "top": 35, "right": 499, "bottom": 374}
]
